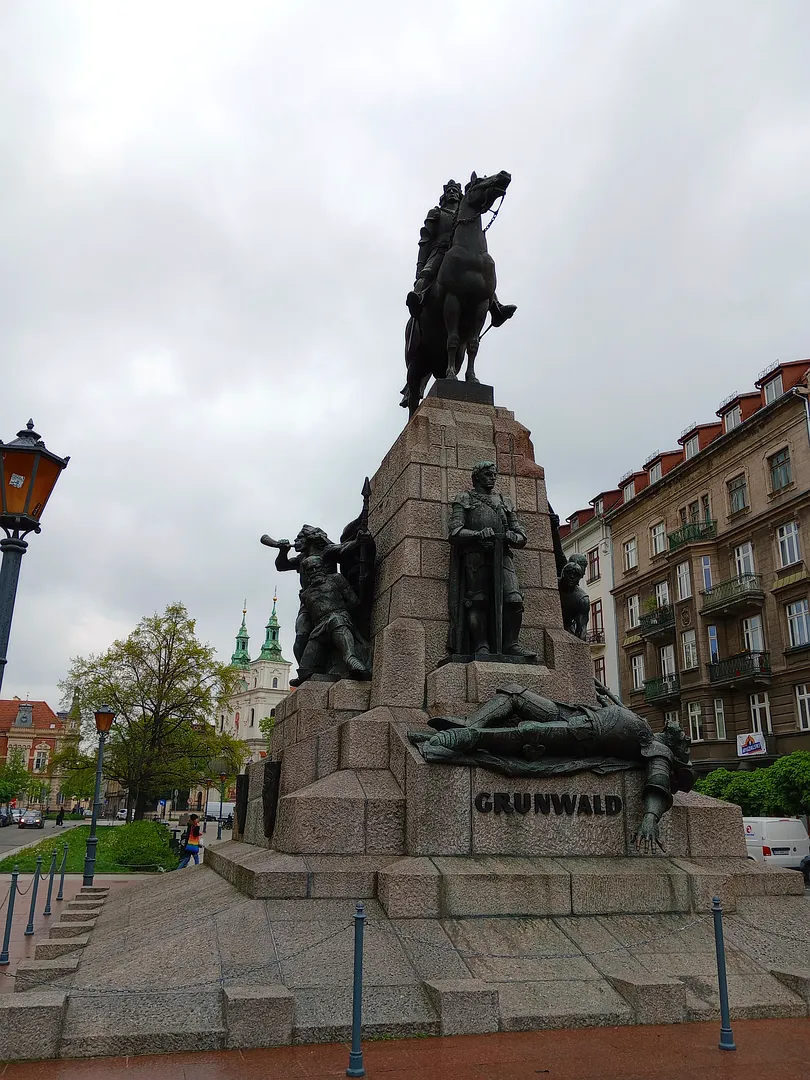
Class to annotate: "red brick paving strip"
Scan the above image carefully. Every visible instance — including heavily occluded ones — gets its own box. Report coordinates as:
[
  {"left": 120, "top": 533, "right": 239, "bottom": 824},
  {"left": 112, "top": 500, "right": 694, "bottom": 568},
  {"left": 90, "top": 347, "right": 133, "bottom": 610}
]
[{"left": 1, "top": 1020, "right": 809, "bottom": 1079}]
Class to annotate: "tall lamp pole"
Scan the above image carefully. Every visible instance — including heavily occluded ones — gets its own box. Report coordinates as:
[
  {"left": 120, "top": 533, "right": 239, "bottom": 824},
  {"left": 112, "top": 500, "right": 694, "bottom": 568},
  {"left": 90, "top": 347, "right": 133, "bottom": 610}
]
[
  {"left": 217, "top": 771, "right": 227, "bottom": 841},
  {"left": 202, "top": 779, "right": 211, "bottom": 834},
  {"left": 83, "top": 707, "right": 115, "bottom": 887},
  {"left": 0, "top": 420, "right": 69, "bottom": 694}
]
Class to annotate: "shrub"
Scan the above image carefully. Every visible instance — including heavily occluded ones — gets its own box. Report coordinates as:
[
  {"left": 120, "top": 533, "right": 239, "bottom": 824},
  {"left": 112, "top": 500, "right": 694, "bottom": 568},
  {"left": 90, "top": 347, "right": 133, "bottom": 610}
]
[{"left": 107, "top": 820, "right": 178, "bottom": 871}]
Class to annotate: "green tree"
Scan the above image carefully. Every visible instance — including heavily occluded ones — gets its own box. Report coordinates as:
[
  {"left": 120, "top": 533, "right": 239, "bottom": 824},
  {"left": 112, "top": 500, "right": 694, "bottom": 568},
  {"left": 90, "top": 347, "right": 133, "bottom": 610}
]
[
  {"left": 258, "top": 714, "right": 276, "bottom": 751},
  {"left": 693, "top": 768, "right": 738, "bottom": 802},
  {"left": 768, "top": 751, "right": 810, "bottom": 817},
  {"left": 0, "top": 748, "right": 31, "bottom": 805},
  {"left": 60, "top": 602, "right": 245, "bottom": 819},
  {"left": 48, "top": 745, "right": 97, "bottom": 802}
]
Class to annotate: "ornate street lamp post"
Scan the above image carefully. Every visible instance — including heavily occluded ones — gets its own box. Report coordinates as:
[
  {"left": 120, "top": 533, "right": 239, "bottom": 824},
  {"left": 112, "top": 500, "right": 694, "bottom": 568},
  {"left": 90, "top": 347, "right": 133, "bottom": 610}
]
[
  {"left": 0, "top": 420, "right": 69, "bottom": 694},
  {"left": 83, "top": 707, "right": 115, "bottom": 887}
]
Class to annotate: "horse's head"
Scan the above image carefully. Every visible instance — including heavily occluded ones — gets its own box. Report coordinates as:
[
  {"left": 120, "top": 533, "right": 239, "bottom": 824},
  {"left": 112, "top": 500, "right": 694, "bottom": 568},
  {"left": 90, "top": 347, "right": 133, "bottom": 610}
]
[{"left": 464, "top": 170, "right": 511, "bottom": 214}]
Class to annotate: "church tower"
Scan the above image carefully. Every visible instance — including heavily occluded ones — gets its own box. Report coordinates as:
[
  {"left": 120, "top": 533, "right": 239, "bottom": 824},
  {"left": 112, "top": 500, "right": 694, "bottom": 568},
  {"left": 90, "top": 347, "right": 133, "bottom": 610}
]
[
  {"left": 259, "top": 594, "right": 285, "bottom": 661},
  {"left": 230, "top": 603, "right": 251, "bottom": 670}
]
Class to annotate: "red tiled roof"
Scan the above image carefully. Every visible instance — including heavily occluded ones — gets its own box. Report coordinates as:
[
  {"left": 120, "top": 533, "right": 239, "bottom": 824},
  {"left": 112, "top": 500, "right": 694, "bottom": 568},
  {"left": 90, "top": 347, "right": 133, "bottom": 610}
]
[{"left": 0, "top": 700, "right": 62, "bottom": 733}]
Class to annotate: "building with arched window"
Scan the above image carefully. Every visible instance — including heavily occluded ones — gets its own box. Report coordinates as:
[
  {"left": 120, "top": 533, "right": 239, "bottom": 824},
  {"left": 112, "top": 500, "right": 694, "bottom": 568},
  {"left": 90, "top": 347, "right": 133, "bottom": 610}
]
[{"left": 221, "top": 596, "right": 291, "bottom": 765}]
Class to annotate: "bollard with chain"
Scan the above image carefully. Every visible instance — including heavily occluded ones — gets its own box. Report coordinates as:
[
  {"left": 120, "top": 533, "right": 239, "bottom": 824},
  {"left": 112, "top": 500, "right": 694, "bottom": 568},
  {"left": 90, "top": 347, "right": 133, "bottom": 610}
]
[
  {"left": 346, "top": 901, "right": 366, "bottom": 1078},
  {"left": 43, "top": 849, "right": 58, "bottom": 916},
  {"left": 0, "top": 866, "right": 19, "bottom": 965},
  {"left": 711, "top": 897, "right": 736, "bottom": 1051},
  {"left": 24, "top": 855, "right": 43, "bottom": 936},
  {"left": 56, "top": 842, "right": 69, "bottom": 901}
]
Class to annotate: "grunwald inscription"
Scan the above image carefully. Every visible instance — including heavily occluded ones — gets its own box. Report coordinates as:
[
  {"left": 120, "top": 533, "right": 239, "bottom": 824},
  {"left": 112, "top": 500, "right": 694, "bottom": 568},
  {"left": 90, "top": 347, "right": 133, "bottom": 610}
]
[{"left": 474, "top": 791, "right": 623, "bottom": 816}]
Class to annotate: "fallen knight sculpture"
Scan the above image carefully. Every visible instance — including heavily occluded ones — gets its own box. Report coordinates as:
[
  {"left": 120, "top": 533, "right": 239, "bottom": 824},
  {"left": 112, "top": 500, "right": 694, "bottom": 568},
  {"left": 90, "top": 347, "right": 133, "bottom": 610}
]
[{"left": 409, "top": 683, "right": 695, "bottom": 852}]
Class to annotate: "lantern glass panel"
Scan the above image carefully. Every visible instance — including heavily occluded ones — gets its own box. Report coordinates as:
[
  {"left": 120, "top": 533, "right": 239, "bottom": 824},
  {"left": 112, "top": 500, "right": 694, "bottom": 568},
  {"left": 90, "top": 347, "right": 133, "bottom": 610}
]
[
  {"left": 27, "top": 456, "right": 63, "bottom": 520},
  {"left": 1, "top": 449, "right": 37, "bottom": 515}
]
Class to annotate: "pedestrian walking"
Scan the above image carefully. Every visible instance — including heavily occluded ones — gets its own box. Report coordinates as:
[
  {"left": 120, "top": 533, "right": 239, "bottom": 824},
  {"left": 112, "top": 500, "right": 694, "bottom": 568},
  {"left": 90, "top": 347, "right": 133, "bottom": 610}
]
[
  {"left": 54, "top": 808, "right": 64, "bottom": 827},
  {"left": 177, "top": 814, "right": 202, "bottom": 868}
]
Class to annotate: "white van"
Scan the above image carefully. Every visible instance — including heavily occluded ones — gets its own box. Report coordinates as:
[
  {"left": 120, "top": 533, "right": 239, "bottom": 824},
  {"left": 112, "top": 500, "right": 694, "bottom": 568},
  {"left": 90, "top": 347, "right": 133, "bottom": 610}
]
[{"left": 743, "top": 817, "right": 810, "bottom": 873}]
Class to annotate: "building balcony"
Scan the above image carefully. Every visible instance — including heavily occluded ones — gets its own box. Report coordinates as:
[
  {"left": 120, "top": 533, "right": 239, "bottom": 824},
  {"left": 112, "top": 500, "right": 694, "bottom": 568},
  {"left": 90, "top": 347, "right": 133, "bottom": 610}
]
[
  {"left": 667, "top": 520, "right": 717, "bottom": 552},
  {"left": 586, "top": 629, "right": 605, "bottom": 646},
  {"left": 644, "top": 675, "right": 681, "bottom": 703},
  {"left": 707, "top": 650, "right": 772, "bottom": 688},
  {"left": 699, "top": 573, "right": 765, "bottom": 617},
  {"left": 639, "top": 604, "right": 675, "bottom": 639}
]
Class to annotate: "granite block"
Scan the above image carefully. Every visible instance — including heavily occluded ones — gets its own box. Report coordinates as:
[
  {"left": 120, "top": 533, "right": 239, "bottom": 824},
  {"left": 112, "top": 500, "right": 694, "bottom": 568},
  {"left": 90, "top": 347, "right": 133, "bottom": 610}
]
[
  {"left": 521, "top": 586, "right": 571, "bottom": 629},
  {"left": 514, "top": 476, "right": 538, "bottom": 512},
  {"left": 50, "top": 919, "right": 97, "bottom": 938},
  {"left": 425, "top": 664, "right": 468, "bottom": 717},
  {"left": 240, "top": 850, "right": 310, "bottom": 899},
  {"left": 424, "top": 978, "right": 499, "bottom": 1035},
  {"left": 357, "top": 769, "right": 405, "bottom": 854},
  {"left": 471, "top": 771, "right": 627, "bottom": 857},
  {"left": 60, "top": 910, "right": 99, "bottom": 923},
  {"left": 420, "top": 538, "right": 450, "bottom": 581},
  {"left": 378, "top": 857, "right": 441, "bottom": 918},
  {"left": 327, "top": 679, "right": 372, "bottom": 712},
  {"left": 65, "top": 901, "right": 103, "bottom": 912},
  {"left": 607, "top": 974, "right": 686, "bottom": 1024},
  {"left": 224, "top": 985, "right": 294, "bottom": 1048},
  {"left": 370, "top": 617, "right": 426, "bottom": 709},
  {"left": 497, "top": 979, "right": 633, "bottom": 1031},
  {"left": 14, "top": 958, "right": 80, "bottom": 993},
  {"left": 623, "top": 771, "right": 689, "bottom": 858},
  {"left": 303, "top": 855, "right": 396, "bottom": 898},
  {"left": 35, "top": 936, "right": 89, "bottom": 959},
  {"left": 465, "top": 662, "right": 569, "bottom": 705},
  {"left": 244, "top": 797, "right": 269, "bottom": 847},
  {"left": 770, "top": 968, "right": 810, "bottom": 1006},
  {"left": 294, "top": 707, "right": 338, "bottom": 742},
  {"left": 79, "top": 886, "right": 109, "bottom": 897},
  {"left": 280, "top": 735, "right": 318, "bottom": 796},
  {"left": 273, "top": 770, "right": 367, "bottom": 855},
  {"left": 405, "top": 742, "right": 471, "bottom": 856},
  {"left": 0, "top": 991, "right": 67, "bottom": 1061},
  {"left": 389, "top": 576, "right": 448, "bottom": 622},
  {"left": 339, "top": 708, "right": 392, "bottom": 770},
  {"left": 433, "top": 856, "right": 571, "bottom": 918},
  {"left": 680, "top": 791, "right": 747, "bottom": 857},
  {"left": 379, "top": 537, "right": 422, "bottom": 593},
  {"left": 561, "top": 857, "right": 690, "bottom": 915},
  {"left": 315, "top": 725, "right": 340, "bottom": 779}
]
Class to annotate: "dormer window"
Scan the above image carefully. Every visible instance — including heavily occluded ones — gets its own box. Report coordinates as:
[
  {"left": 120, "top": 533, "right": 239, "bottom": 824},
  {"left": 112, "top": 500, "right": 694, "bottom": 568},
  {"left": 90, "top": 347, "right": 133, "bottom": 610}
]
[
  {"left": 649, "top": 462, "right": 662, "bottom": 484},
  {"left": 684, "top": 434, "right": 699, "bottom": 460},
  {"left": 593, "top": 497, "right": 603, "bottom": 517},
  {"left": 623, "top": 481, "right": 635, "bottom": 503},
  {"left": 724, "top": 404, "right": 741, "bottom": 433},
  {"left": 570, "top": 515, "right": 579, "bottom": 531},
  {"left": 764, "top": 373, "right": 783, "bottom": 404}
]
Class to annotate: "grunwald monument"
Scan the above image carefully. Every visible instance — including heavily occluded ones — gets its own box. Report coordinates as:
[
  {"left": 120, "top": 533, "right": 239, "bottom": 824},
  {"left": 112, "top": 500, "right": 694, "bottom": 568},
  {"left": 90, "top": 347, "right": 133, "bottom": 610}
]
[{"left": 12, "top": 172, "right": 810, "bottom": 1060}]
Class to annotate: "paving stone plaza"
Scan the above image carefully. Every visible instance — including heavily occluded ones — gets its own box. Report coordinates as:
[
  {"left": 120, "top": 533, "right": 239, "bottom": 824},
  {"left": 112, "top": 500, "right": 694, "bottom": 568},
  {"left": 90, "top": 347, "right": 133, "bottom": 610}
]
[{"left": 2, "top": 383, "right": 810, "bottom": 1067}]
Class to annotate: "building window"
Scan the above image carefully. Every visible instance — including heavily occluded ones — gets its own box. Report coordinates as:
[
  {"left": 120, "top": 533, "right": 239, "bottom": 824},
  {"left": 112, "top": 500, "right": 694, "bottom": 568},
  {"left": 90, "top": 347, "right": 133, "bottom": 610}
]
[
  {"left": 684, "top": 434, "right": 699, "bottom": 459},
  {"left": 796, "top": 684, "right": 810, "bottom": 731},
  {"left": 272, "top": 676, "right": 278, "bottom": 688},
  {"left": 750, "top": 691, "right": 772, "bottom": 734},
  {"left": 623, "top": 481, "right": 635, "bottom": 503},
  {"left": 627, "top": 594, "right": 640, "bottom": 629},
  {"left": 623, "top": 537, "right": 638, "bottom": 571},
  {"left": 687, "top": 500, "right": 700, "bottom": 523},
  {"left": 707, "top": 624, "right": 719, "bottom": 663},
  {"left": 664, "top": 710, "right": 679, "bottom": 726},
  {"left": 714, "top": 698, "right": 727, "bottom": 740},
  {"left": 701, "top": 556, "right": 712, "bottom": 591},
  {"left": 33, "top": 749, "right": 48, "bottom": 771},
  {"left": 649, "top": 461, "right": 662, "bottom": 484},
  {"left": 734, "top": 542, "right": 755, "bottom": 577},
  {"left": 676, "top": 561, "right": 692, "bottom": 601},
  {"left": 250, "top": 708, "right": 255, "bottom": 727},
  {"left": 655, "top": 580, "right": 670, "bottom": 607},
  {"left": 727, "top": 474, "right": 748, "bottom": 514},
  {"left": 593, "top": 497, "right": 603, "bottom": 516},
  {"left": 631, "top": 654, "right": 645, "bottom": 691},
  {"left": 724, "top": 404, "right": 741, "bottom": 433},
  {"left": 687, "top": 702, "right": 703, "bottom": 742},
  {"left": 270, "top": 708, "right": 276, "bottom": 718},
  {"left": 587, "top": 547, "right": 600, "bottom": 582},
  {"left": 786, "top": 599, "right": 810, "bottom": 649},
  {"left": 682, "top": 629, "right": 698, "bottom": 670},
  {"left": 769, "top": 447, "right": 792, "bottom": 491},
  {"left": 777, "top": 521, "right": 801, "bottom": 568},
  {"left": 593, "top": 656, "right": 606, "bottom": 684},
  {"left": 590, "top": 599, "right": 604, "bottom": 634},
  {"left": 570, "top": 515, "right": 579, "bottom": 531},
  {"left": 764, "top": 373, "right": 783, "bottom": 404},
  {"left": 743, "top": 614, "right": 765, "bottom": 653},
  {"left": 253, "top": 678, "right": 257, "bottom": 688},
  {"left": 660, "top": 643, "right": 676, "bottom": 677},
  {"left": 220, "top": 714, "right": 225, "bottom": 733},
  {"left": 650, "top": 522, "right": 666, "bottom": 556}
]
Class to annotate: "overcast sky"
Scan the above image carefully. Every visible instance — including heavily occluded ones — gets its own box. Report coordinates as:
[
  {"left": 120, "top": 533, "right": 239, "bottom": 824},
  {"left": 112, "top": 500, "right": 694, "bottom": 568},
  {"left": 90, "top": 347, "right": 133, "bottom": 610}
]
[{"left": 2, "top": 1, "right": 809, "bottom": 707}]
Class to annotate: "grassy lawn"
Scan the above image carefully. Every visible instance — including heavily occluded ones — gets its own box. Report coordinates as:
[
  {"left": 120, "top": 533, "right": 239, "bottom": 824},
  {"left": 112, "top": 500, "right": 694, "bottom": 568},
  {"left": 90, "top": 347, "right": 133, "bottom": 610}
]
[{"left": 0, "top": 822, "right": 179, "bottom": 874}]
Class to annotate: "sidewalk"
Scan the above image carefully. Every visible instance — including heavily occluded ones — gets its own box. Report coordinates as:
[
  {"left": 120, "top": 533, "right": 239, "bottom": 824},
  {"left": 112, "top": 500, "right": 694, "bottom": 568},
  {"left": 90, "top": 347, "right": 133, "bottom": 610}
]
[{"left": 1, "top": 1019, "right": 808, "bottom": 1078}]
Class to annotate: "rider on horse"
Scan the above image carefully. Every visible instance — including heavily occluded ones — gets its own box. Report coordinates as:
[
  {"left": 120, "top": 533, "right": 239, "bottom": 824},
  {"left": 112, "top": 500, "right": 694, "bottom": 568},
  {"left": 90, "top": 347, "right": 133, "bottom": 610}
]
[{"left": 406, "top": 178, "right": 516, "bottom": 328}]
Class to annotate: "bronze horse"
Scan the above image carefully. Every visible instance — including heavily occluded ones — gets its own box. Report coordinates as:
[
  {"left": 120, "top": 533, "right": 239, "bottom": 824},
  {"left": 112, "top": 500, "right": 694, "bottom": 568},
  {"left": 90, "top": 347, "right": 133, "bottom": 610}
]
[{"left": 402, "top": 170, "right": 512, "bottom": 417}]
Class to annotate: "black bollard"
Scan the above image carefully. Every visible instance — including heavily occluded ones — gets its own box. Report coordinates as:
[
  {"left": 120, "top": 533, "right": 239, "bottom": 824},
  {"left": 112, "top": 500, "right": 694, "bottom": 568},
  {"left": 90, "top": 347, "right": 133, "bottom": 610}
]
[
  {"left": 43, "top": 849, "right": 58, "bottom": 916},
  {"left": 56, "top": 842, "right": 69, "bottom": 902},
  {"left": 24, "top": 855, "right": 42, "bottom": 936},
  {"left": 0, "top": 866, "right": 19, "bottom": 965},
  {"left": 346, "top": 901, "right": 366, "bottom": 1078},
  {"left": 711, "top": 897, "right": 737, "bottom": 1051}
]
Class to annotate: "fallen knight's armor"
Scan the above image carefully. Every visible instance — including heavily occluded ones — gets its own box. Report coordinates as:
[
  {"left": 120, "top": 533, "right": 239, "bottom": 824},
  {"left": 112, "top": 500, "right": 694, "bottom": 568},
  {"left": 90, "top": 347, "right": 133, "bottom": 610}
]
[{"left": 409, "top": 683, "right": 695, "bottom": 852}]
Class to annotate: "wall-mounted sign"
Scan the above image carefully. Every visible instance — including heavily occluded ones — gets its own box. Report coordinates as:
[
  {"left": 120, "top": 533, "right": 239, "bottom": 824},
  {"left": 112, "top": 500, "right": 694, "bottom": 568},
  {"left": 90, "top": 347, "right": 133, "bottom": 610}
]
[{"left": 737, "top": 732, "right": 767, "bottom": 758}]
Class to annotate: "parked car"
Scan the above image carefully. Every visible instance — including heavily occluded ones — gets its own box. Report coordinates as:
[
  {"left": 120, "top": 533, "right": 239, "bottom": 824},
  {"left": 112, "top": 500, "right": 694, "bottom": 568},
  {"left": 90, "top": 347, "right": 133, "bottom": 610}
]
[
  {"left": 19, "top": 809, "right": 44, "bottom": 830},
  {"left": 10, "top": 808, "right": 23, "bottom": 823},
  {"left": 744, "top": 817, "right": 810, "bottom": 872}
]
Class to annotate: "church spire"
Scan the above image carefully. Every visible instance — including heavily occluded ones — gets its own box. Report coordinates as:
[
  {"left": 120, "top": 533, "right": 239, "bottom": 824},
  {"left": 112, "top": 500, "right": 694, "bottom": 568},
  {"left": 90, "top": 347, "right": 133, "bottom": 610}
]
[
  {"left": 259, "top": 588, "right": 286, "bottom": 661},
  {"left": 231, "top": 601, "right": 251, "bottom": 669}
]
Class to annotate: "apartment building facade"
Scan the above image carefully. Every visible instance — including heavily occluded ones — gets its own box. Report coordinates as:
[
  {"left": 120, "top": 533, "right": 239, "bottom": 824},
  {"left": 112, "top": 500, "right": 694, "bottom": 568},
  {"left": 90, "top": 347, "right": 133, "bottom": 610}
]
[
  {"left": 559, "top": 490, "right": 622, "bottom": 695},
  {"left": 605, "top": 360, "right": 810, "bottom": 775}
]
